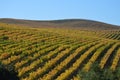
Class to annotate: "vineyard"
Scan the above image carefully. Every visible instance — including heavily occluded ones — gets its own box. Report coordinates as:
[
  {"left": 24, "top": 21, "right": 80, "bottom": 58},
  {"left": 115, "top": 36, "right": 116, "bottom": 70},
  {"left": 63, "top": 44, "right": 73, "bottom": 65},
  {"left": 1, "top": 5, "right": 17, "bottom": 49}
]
[{"left": 0, "top": 22, "right": 120, "bottom": 80}]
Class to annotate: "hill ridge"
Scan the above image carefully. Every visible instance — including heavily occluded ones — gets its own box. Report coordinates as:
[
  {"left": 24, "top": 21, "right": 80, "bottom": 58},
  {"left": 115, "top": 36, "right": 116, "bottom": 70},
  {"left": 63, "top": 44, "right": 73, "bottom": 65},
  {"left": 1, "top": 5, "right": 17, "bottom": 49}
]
[{"left": 0, "top": 18, "right": 120, "bottom": 30}]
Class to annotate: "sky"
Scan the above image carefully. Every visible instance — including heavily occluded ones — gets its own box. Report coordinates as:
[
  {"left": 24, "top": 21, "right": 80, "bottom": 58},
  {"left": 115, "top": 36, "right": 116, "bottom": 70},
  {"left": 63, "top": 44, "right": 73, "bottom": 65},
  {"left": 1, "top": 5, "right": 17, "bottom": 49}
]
[{"left": 0, "top": 0, "right": 120, "bottom": 25}]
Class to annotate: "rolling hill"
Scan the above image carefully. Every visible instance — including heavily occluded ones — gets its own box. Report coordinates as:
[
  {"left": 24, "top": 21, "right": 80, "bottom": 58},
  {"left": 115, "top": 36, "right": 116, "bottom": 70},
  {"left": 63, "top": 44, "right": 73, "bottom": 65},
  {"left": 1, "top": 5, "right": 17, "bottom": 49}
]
[
  {"left": 0, "top": 18, "right": 120, "bottom": 30},
  {"left": 0, "top": 19, "right": 120, "bottom": 80}
]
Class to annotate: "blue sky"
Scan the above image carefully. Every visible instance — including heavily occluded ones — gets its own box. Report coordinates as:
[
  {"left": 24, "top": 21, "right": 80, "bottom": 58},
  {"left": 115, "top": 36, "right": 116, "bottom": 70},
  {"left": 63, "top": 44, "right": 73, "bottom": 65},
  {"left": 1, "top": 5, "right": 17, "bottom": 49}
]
[{"left": 0, "top": 0, "right": 120, "bottom": 25}]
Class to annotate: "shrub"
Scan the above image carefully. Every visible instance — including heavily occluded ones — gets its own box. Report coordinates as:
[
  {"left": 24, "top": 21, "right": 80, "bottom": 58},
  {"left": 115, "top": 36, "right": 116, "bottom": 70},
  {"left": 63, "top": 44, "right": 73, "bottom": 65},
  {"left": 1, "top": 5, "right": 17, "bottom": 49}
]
[
  {"left": 78, "top": 62, "right": 120, "bottom": 80},
  {"left": 1, "top": 35, "right": 9, "bottom": 40},
  {"left": 0, "top": 53, "right": 10, "bottom": 59}
]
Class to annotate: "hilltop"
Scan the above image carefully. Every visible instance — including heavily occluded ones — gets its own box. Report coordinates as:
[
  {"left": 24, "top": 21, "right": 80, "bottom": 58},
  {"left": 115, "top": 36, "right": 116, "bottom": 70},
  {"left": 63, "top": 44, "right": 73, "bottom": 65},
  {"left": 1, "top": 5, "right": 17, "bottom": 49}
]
[{"left": 0, "top": 18, "right": 119, "bottom": 30}]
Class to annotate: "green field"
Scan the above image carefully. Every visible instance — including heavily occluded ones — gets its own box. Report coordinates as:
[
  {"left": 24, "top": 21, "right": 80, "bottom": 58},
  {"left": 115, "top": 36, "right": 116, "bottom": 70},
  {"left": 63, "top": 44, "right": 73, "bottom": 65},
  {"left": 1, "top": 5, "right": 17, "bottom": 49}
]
[{"left": 0, "top": 23, "right": 120, "bottom": 80}]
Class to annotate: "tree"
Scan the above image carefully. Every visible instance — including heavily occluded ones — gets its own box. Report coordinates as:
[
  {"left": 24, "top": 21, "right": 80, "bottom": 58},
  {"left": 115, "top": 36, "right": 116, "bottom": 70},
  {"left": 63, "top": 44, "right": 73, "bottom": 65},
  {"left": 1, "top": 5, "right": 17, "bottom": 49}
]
[{"left": 0, "top": 62, "right": 19, "bottom": 80}]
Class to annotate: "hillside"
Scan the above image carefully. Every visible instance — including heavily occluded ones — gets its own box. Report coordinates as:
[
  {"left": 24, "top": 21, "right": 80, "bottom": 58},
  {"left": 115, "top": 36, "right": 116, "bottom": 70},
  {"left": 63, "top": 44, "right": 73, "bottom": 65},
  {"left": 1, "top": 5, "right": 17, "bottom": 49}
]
[
  {"left": 0, "top": 18, "right": 120, "bottom": 30},
  {"left": 0, "top": 23, "right": 120, "bottom": 80}
]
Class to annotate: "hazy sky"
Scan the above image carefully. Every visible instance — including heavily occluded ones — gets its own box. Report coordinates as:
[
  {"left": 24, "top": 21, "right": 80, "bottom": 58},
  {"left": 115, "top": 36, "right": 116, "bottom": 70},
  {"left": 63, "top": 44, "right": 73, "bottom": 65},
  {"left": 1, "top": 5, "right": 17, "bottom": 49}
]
[{"left": 0, "top": 0, "right": 120, "bottom": 25}]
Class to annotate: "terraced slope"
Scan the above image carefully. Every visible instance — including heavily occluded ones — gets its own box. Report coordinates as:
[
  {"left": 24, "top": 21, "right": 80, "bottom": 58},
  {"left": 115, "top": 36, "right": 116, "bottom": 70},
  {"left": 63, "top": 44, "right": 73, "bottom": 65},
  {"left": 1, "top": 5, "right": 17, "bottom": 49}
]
[{"left": 0, "top": 23, "right": 120, "bottom": 80}]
